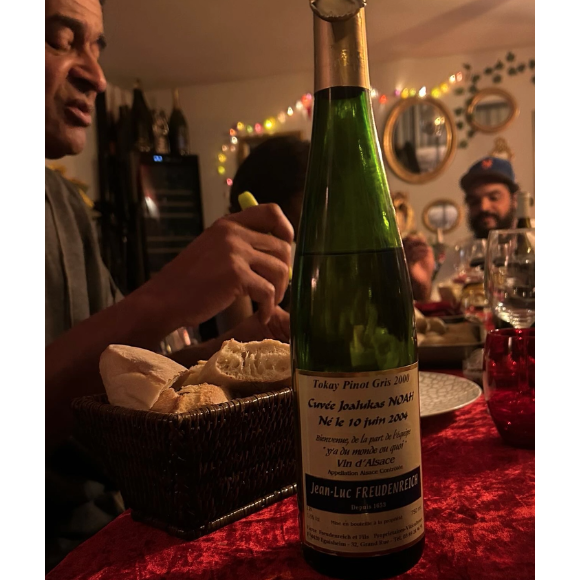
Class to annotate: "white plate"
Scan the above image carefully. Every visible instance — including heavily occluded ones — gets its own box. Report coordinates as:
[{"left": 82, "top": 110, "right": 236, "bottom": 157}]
[{"left": 419, "top": 371, "right": 482, "bottom": 418}]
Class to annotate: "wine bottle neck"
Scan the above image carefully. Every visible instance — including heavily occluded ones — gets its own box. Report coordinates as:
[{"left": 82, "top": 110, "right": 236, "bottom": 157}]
[
  {"left": 172, "top": 89, "right": 180, "bottom": 109},
  {"left": 314, "top": 9, "right": 370, "bottom": 92},
  {"left": 108, "top": 87, "right": 116, "bottom": 111},
  {"left": 516, "top": 191, "right": 532, "bottom": 219},
  {"left": 303, "top": 85, "right": 400, "bottom": 254},
  {"left": 133, "top": 88, "right": 145, "bottom": 106}
]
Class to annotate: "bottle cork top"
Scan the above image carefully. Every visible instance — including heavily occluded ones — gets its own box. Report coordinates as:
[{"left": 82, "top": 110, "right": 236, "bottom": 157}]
[
  {"left": 517, "top": 190, "right": 534, "bottom": 207},
  {"left": 310, "top": 0, "right": 366, "bottom": 21}
]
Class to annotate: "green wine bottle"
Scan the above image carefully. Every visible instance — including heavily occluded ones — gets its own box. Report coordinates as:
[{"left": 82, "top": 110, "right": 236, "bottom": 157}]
[{"left": 290, "top": 3, "right": 424, "bottom": 578}]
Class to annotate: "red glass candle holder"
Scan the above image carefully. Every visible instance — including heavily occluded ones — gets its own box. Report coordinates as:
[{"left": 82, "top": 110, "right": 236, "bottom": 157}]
[{"left": 482, "top": 328, "right": 535, "bottom": 448}]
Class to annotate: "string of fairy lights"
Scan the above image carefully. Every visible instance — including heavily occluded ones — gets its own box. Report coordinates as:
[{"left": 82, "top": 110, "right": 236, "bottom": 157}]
[{"left": 216, "top": 69, "right": 467, "bottom": 193}]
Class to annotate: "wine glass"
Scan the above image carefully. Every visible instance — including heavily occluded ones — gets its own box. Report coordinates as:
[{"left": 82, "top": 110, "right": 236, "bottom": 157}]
[
  {"left": 485, "top": 229, "right": 535, "bottom": 329},
  {"left": 454, "top": 238, "right": 487, "bottom": 282},
  {"left": 454, "top": 239, "right": 488, "bottom": 322}
]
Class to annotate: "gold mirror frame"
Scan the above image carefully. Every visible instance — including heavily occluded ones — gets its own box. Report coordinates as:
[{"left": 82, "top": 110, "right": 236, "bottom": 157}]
[
  {"left": 383, "top": 96, "right": 457, "bottom": 184},
  {"left": 421, "top": 198, "right": 462, "bottom": 234},
  {"left": 467, "top": 87, "right": 519, "bottom": 134}
]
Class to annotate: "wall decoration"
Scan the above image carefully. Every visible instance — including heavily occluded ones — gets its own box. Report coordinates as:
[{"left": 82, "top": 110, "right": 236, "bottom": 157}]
[
  {"left": 488, "top": 136, "right": 515, "bottom": 161},
  {"left": 382, "top": 96, "right": 457, "bottom": 184},
  {"left": 453, "top": 51, "right": 534, "bottom": 149},
  {"left": 466, "top": 87, "right": 519, "bottom": 134},
  {"left": 215, "top": 70, "right": 468, "bottom": 199}
]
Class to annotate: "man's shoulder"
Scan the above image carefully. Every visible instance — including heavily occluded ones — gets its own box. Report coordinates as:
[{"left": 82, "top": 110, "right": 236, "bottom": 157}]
[
  {"left": 45, "top": 166, "right": 90, "bottom": 217},
  {"left": 45, "top": 166, "right": 78, "bottom": 198}
]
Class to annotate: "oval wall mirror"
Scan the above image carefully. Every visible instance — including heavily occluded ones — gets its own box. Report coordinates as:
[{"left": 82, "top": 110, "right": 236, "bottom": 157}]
[
  {"left": 422, "top": 199, "right": 462, "bottom": 234},
  {"left": 467, "top": 87, "right": 519, "bottom": 134},
  {"left": 383, "top": 96, "right": 457, "bottom": 184}
]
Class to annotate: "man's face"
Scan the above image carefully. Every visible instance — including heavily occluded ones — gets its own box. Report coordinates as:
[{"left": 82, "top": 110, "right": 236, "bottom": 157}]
[
  {"left": 465, "top": 181, "right": 516, "bottom": 239},
  {"left": 45, "top": 0, "right": 107, "bottom": 159}
]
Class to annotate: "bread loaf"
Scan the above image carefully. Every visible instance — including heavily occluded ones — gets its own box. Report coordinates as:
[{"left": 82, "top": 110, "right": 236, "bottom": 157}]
[
  {"left": 415, "top": 315, "right": 428, "bottom": 335},
  {"left": 100, "top": 345, "right": 188, "bottom": 411},
  {"left": 418, "top": 322, "right": 480, "bottom": 346},
  {"left": 100, "top": 339, "right": 291, "bottom": 413},
  {"left": 420, "top": 332, "right": 447, "bottom": 346},
  {"left": 180, "top": 360, "right": 207, "bottom": 387},
  {"left": 149, "top": 387, "right": 180, "bottom": 413},
  {"left": 427, "top": 317, "right": 446, "bottom": 334},
  {"left": 150, "top": 383, "right": 230, "bottom": 413},
  {"left": 195, "top": 339, "right": 291, "bottom": 394}
]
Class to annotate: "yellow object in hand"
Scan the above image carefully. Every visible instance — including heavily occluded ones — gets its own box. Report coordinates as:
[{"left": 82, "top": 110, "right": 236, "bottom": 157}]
[
  {"left": 238, "top": 191, "right": 259, "bottom": 210},
  {"left": 238, "top": 191, "right": 292, "bottom": 282}
]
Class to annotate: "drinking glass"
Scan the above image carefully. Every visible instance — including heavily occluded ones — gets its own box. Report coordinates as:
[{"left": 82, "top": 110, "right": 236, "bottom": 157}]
[
  {"left": 483, "top": 328, "right": 535, "bottom": 448},
  {"left": 454, "top": 238, "right": 487, "bottom": 281},
  {"left": 485, "top": 229, "right": 535, "bottom": 329},
  {"left": 454, "top": 239, "right": 488, "bottom": 322}
]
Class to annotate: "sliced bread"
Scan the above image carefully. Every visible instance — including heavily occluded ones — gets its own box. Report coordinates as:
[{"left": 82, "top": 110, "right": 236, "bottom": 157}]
[
  {"left": 179, "top": 360, "right": 207, "bottom": 388},
  {"left": 196, "top": 339, "right": 291, "bottom": 394},
  {"left": 150, "top": 383, "right": 230, "bottom": 413}
]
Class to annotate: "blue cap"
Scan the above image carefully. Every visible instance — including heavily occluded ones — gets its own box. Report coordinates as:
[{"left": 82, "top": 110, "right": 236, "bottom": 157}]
[{"left": 460, "top": 157, "right": 518, "bottom": 194}]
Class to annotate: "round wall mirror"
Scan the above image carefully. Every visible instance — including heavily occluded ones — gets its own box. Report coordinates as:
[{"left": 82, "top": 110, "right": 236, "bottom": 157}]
[
  {"left": 467, "top": 87, "right": 519, "bottom": 134},
  {"left": 383, "top": 97, "right": 457, "bottom": 184},
  {"left": 422, "top": 199, "right": 462, "bottom": 234}
]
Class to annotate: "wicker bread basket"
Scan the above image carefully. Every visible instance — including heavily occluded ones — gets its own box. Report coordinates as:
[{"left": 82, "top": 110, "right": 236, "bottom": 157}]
[{"left": 71, "top": 388, "right": 297, "bottom": 539}]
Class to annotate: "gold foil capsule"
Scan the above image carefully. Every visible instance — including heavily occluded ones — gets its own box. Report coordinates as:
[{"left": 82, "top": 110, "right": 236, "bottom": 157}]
[{"left": 310, "top": 0, "right": 366, "bottom": 22}]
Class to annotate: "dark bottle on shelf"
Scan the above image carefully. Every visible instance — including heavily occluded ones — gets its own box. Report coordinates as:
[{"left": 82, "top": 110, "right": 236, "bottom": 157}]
[
  {"left": 116, "top": 101, "right": 132, "bottom": 157},
  {"left": 168, "top": 88, "right": 190, "bottom": 155},
  {"left": 130, "top": 79, "right": 154, "bottom": 152},
  {"left": 106, "top": 87, "right": 117, "bottom": 156}
]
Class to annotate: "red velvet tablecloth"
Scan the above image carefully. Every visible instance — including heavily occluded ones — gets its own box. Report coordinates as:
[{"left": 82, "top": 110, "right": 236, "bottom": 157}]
[{"left": 47, "top": 396, "right": 534, "bottom": 580}]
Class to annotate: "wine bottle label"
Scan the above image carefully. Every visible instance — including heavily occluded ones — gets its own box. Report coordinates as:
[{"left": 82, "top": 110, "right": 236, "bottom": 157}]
[{"left": 296, "top": 363, "right": 424, "bottom": 556}]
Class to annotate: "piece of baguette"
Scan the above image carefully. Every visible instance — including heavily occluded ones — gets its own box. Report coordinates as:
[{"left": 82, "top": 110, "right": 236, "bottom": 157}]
[
  {"left": 179, "top": 360, "right": 207, "bottom": 388},
  {"left": 149, "top": 388, "right": 180, "bottom": 413},
  {"left": 196, "top": 339, "right": 291, "bottom": 394},
  {"left": 150, "top": 383, "right": 230, "bottom": 413},
  {"left": 175, "top": 384, "right": 230, "bottom": 412},
  {"left": 100, "top": 345, "right": 188, "bottom": 411},
  {"left": 420, "top": 332, "right": 447, "bottom": 346},
  {"left": 427, "top": 317, "right": 446, "bottom": 335},
  {"left": 414, "top": 308, "right": 429, "bottom": 335}
]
